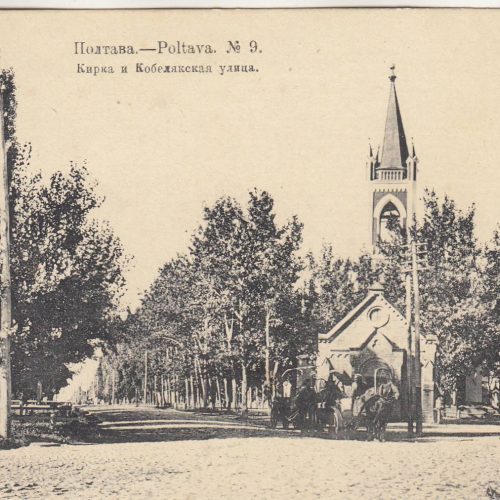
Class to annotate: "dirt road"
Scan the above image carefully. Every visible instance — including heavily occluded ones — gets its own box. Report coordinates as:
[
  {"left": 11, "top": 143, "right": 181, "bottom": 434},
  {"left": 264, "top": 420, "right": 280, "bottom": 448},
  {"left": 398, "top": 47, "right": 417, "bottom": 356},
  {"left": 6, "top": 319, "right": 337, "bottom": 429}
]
[{"left": 0, "top": 407, "right": 498, "bottom": 499}]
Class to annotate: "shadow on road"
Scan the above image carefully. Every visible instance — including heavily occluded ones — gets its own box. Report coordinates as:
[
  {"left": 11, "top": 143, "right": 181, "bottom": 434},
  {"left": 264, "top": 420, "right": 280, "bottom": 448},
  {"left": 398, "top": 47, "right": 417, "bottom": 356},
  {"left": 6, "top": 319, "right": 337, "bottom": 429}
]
[
  {"left": 83, "top": 407, "right": 299, "bottom": 444},
  {"left": 78, "top": 407, "right": 500, "bottom": 445}
]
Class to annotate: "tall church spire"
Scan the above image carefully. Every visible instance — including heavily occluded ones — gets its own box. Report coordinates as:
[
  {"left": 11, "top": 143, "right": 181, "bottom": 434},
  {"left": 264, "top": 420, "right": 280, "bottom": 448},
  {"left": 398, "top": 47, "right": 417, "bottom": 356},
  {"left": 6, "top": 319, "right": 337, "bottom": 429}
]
[
  {"left": 368, "top": 66, "right": 418, "bottom": 250},
  {"left": 379, "top": 65, "right": 409, "bottom": 170}
]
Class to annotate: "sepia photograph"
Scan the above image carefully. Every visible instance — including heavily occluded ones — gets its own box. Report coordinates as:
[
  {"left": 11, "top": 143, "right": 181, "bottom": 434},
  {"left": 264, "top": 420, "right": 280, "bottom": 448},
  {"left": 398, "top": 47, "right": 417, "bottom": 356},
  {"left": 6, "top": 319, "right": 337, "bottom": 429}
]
[{"left": 0, "top": 8, "right": 498, "bottom": 499}]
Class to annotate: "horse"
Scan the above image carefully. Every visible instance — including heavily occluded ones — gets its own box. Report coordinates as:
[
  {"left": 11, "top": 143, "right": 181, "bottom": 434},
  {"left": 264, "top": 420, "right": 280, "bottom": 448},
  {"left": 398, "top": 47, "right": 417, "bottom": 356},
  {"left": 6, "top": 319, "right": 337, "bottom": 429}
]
[
  {"left": 363, "top": 395, "right": 394, "bottom": 441},
  {"left": 270, "top": 396, "right": 291, "bottom": 429}
]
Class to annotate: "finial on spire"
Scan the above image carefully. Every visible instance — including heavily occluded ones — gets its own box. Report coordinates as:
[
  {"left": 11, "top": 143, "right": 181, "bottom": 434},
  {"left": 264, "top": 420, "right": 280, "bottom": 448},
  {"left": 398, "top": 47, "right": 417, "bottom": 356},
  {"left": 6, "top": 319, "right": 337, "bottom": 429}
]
[
  {"left": 411, "top": 137, "right": 416, "bottom": 157},
  {"left": 389, "top": 64, "right": 396, "bottom": 82},
  {"left": 368, "top": 138, "right": 373, "bottom": 157}
]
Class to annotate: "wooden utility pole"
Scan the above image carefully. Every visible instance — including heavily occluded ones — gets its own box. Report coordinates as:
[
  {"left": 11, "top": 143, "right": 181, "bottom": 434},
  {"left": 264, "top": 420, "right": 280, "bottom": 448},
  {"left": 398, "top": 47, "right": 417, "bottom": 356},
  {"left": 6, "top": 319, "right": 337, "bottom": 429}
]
[
  {"left": 0, "top": 84, "right": 12, "bottom": 439},
  {"left": 412, "top": 239, "right": 423, "bottom": 435},
  {"left": 405, "top": 268, "right": 414, "bottom": 436}
]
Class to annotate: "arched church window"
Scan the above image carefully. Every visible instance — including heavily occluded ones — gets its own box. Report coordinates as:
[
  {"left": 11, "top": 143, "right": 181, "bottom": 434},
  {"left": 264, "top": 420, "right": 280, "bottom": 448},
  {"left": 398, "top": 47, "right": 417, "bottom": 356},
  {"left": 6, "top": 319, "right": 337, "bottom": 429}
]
[{"left": 379, "top": 201, "right": 400, "bottom": 242}]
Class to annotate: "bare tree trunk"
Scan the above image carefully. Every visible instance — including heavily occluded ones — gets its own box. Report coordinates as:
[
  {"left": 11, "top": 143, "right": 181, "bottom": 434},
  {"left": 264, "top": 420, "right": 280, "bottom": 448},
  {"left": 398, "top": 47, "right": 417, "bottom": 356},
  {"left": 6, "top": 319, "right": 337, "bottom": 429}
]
[
  {"left": 170, "top": 377, "right": 174, "bottom": 407},
  {"left": 173, "top": 376, "right": 179, "bottom": 408},
  {"left": 188, "top": 374, "right": 194, "bottom": 408},
  {"left": 216, "top": 377, "right": 222, "bottom": 409},
  {"left": 111, "top": 368, "right": 116, "bottom": 405},
  {"left": 207, "top": 377, "right": 213, "bottom": 410},
  {"left": 265, "top": 306, "right": 271, "bottom": 387},
  {"left": 195, "top": 357, "right": 208, "bottom": 408},
  {"left": 159, "top": 375, "right": 164, "bottom": 407},
  {"left": 166, "top": 377, "right": 172, "bottom": 405},
  {"left": 224, "top": 378, "right": 231, "bottom": 411},
  {"left": 193, "top": 360, "right": 200, "bottom": 408},
  {"left": 272, "top": 362, "right": 279, "bottom": 399},
  {"left": 232, "top": 378, "right": 237, "bottom": 410},
  {"left": 196, "top": 385, "right": 201, "bottom": 409},
  {"left": 143, "top": 351, "right": 148, "bottom": 405},
  {"left": 185, "top": 378, "right": 190, "bottom": 409},
  {"left": 241, "top": 363, "right": 248, "bottom": 411}
]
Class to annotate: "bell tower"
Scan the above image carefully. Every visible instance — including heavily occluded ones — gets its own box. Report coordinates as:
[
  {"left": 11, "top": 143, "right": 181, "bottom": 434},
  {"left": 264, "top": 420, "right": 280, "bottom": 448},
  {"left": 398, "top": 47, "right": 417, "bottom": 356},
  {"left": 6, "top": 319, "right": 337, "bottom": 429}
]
[{"left": 368, "top": 66, "right": 418, "bottom": 251}]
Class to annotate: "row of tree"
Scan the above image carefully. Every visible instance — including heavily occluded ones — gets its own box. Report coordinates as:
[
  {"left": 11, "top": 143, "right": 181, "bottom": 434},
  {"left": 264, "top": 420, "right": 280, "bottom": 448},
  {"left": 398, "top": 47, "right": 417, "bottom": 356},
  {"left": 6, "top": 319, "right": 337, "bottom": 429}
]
[
  {"left": 2, "top": 71, "right": 129, "bottom": 399},
  {"left": 99, "top": 190, "right": 310, "bottom": 409},
  {"left": 97, "top": 187, "right": 499, "bottom": 410}
]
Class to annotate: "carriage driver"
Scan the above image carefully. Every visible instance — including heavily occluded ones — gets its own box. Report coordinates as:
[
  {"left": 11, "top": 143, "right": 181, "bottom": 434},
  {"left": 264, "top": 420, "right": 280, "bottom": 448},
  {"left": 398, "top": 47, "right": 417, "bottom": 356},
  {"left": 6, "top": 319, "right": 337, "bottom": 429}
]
[
  {"left": 351, "top": 374, "right": 368, "bottom": 413},
  {"left": 376, "top": 373, "right": 400, "bottom": 402}
]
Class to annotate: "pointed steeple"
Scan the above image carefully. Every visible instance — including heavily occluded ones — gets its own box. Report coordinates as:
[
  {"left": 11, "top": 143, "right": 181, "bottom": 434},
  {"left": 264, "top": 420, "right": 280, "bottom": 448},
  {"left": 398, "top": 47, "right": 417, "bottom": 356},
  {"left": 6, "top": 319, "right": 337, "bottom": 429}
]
[{"left": 379, "top": 65, "right": 409, "bottom": 170}]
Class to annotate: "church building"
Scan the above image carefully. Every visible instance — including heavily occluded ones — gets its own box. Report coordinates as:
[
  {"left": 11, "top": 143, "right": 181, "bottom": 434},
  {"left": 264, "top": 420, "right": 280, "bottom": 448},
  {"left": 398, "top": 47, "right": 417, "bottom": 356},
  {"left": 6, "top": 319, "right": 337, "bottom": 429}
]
[{"left": 316, "top": 67, "right": 438, "bottom": 423}]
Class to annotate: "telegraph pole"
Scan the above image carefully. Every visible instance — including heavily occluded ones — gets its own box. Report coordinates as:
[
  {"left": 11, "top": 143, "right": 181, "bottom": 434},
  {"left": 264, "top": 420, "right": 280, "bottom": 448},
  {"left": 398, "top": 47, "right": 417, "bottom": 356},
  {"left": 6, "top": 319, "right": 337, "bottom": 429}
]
[
  {"left": 405, "top": 265, "right": 414, "bottom": 436},
  {"left": 403, "top": 236, "right": 425, "bottom": 436},
  {"left": 412, "top": 239, "right": 423, "bottom": 435},
  {"left": 0, "top": 83, "right": 12, "bottom": 439}
]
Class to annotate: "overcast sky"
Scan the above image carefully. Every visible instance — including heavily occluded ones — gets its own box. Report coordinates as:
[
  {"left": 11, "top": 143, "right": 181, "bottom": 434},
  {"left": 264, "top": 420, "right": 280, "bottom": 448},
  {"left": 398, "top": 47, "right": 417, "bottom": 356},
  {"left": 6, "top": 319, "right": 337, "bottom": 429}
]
[{"left": 1, "top": 9, "right": 499, "bottom": 308}]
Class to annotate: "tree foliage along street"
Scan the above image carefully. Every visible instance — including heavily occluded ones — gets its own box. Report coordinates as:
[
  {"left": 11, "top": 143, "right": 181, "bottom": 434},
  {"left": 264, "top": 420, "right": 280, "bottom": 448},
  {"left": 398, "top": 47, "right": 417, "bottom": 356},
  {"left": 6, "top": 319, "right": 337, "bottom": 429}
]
[
  {"left": 375, "top": 190, "right": 500, "bottom": 395},
  {"left": 100, "top": 189, "right": 499, "bottom": 409},
  {"left": 1, "top": 71, "right": 129, "bottom": 398},
  {"left": 100, "top": 190, "right": 311, "bottom": 410}
]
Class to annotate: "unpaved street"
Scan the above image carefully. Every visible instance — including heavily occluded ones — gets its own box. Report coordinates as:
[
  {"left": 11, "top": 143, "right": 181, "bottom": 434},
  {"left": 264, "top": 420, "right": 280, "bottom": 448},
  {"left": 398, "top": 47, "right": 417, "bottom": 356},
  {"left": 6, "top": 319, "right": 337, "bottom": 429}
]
[{"left": 0, "top": 407, "right": 499, "bottom": 499}]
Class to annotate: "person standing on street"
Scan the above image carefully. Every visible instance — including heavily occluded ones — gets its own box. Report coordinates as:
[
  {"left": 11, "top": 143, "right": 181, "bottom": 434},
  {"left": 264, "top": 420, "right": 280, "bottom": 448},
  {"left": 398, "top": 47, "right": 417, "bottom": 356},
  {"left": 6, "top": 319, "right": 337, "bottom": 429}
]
[{"left": 295, "top": 379, "right": 316, "bottom": 427}]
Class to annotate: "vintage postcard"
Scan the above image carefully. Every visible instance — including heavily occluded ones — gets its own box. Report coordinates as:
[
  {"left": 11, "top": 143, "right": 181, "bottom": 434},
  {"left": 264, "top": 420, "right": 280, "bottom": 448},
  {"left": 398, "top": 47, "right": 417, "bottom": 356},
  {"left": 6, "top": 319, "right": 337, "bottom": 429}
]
[{"left": 0, "top": 8, "right": 498, "bottom": 499}]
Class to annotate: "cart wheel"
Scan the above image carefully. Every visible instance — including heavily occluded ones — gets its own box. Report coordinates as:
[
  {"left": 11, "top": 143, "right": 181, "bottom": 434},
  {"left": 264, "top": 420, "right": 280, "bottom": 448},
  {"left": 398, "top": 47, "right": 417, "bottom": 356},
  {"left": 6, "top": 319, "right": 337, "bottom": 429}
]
[
  {"left": 293, "top": 416, "right": 303, "bottom": 430},
  {"left": 282, "top": 419, "right": 289, "bottom": 430}
]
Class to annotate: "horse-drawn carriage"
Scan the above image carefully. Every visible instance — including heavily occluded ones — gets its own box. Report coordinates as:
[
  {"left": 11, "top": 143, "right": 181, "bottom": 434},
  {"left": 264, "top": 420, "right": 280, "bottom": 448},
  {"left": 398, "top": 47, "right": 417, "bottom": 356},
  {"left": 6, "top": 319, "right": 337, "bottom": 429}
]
[
  {"left": 270, "top": 369, "right": 398, "bottom": 441},
  {"left": 270, "top": 393, "right": 343, "bottom": 436}
]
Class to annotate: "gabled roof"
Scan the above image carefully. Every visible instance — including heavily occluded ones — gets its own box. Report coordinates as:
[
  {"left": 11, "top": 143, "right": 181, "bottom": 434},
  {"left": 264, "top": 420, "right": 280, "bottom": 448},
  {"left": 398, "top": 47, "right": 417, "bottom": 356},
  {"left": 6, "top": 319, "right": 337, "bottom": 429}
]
[
  {"left": 318, "top": 291, "right": 408, "bottom": 344},
  {"left": 379, "top": 70, "right": 409, "bottom": 170},
  {"left": 319, "top": 294, "right": 377, "bottom": 343}
]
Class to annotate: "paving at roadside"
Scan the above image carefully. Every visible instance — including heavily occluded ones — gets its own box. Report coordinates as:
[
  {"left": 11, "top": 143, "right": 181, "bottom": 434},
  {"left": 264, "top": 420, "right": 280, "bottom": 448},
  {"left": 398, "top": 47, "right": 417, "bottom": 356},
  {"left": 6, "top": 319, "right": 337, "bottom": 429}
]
[{"left": 0, "top": 406, "right": 498, "bottom": 499}]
